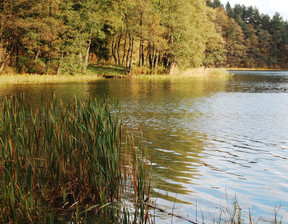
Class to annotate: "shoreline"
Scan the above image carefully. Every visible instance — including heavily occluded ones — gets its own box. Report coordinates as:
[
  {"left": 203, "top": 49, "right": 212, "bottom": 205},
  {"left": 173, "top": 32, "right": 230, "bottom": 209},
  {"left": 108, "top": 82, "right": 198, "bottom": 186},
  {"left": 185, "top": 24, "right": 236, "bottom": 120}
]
[
  {"left": 2, "top": 67, "right": 287, "bottom": 85},
  {"left": 226, "top": 68, "right": 288, "bottom": 71},
  {"left": 0, "top": 73, "right": 103, "bottom": 84},
  {"left": 0, "top": 68, "right": 231, "bottom": 84}
]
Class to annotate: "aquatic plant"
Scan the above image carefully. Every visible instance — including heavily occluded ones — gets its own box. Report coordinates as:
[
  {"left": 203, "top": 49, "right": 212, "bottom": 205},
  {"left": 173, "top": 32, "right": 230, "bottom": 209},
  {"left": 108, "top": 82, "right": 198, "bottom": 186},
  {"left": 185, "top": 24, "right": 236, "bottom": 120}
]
[
  {"left": 0, "top": 94, "right": 150, "bottom": 223},
  {"left": 219, "top": 197, "right": 284, "bottom": 224}
]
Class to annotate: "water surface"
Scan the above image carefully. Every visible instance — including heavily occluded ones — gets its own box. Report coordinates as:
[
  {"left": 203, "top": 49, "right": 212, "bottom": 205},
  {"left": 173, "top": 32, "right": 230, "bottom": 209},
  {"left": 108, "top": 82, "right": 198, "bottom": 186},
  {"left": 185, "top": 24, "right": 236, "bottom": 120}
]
[{"left": 0, "top": 71, "right": 287, "bottom": 223}]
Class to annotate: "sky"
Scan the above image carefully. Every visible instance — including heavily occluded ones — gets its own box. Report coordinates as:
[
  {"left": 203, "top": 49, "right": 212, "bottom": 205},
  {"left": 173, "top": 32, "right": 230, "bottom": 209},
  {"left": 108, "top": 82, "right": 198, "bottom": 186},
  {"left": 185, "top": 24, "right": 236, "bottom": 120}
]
[{"left": 221, "top": 0, "right": 288, "bottom": 21}]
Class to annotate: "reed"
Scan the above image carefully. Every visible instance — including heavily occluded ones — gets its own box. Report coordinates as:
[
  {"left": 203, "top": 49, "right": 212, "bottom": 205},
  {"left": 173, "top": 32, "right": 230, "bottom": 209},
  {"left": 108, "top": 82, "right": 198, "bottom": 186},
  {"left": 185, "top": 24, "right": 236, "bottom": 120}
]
[
  {"left": 213, "top": 196, "right": 284, "bottom": 224},
  {"left": 0, "top": 94, "right": 150, "bottom": 223}
]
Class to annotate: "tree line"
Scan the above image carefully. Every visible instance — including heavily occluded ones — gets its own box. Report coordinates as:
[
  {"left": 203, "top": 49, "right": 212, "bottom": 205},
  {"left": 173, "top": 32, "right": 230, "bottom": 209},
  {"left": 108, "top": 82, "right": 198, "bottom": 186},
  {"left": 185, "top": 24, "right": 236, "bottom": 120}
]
[
  {"left": 0, "top": 0, "right": 287, "bottom": 75},
  {"left": 208, "top": 0, "right": 288, "bottom": 69}
]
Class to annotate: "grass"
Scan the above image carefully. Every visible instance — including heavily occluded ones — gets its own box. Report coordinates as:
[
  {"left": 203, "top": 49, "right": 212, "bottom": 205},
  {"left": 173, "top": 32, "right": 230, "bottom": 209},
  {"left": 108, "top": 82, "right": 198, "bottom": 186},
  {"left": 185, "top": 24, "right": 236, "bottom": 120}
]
[
  {"left": 0, "top": 64, "right": 127, "bottom": 84},
  {"left": 147, "top": 195, "right": 285, "bottom": 224},
  {"left": 88, "top": 63, "right": 127, "bottom": 77},
  {"left": 0, "top": 73, "right": 103, "bottom": 84},
  {"left": 132, "top": 67, "right": 231, "bottom": 80},
  {"left": 0, "top": 64, "right": 232, "bottom": 84},
  {"left": 216, "top": 197, "right": 284, "bottom": 224},
  {"left": 0, "top": 94, "right": 151, "bottom": 223}
]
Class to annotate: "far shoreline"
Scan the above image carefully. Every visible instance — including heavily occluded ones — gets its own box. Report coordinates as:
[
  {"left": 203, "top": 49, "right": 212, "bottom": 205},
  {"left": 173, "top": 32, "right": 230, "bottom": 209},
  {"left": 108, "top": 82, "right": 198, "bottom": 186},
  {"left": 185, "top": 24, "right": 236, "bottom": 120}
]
[
  {"left": 227, "top": 68, "right": 288, "bottom": 71},
  {"left": 2, "top": 67, "right": 287, "bottom": 85},
  {"left": 0, "top": 67, "right": 232, "bottom": 84}
]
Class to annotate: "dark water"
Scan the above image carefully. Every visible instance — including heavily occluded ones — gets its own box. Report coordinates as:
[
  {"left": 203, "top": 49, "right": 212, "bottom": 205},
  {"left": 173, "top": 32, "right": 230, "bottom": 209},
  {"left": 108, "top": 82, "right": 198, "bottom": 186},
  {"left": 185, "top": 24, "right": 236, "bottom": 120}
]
[{"left": 0, "top": 71, "right": 288, "bottom": 223}]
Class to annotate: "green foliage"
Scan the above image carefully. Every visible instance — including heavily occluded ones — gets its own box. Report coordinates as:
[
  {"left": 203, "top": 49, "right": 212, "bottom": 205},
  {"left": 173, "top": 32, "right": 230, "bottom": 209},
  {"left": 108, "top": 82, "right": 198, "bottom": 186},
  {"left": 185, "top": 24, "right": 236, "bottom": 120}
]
[
  {"left": 1, "top": 0, "right": 288, "bottom": 74},
  {"left": 220, "top": 2, "right": 288, "bottom": 68}
]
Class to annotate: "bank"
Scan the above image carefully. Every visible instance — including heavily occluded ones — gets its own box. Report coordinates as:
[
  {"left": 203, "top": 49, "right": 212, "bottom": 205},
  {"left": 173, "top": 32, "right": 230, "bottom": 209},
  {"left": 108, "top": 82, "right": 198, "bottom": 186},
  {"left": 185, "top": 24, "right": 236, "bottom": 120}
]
[{"left": 0, "top": 64, "right": 231, "bottom": 85}]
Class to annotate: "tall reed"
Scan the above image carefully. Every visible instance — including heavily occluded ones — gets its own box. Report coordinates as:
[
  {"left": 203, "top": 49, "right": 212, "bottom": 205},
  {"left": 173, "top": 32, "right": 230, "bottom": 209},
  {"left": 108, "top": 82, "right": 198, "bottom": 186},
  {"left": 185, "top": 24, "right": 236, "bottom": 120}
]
[{"left": 0, "top": 94, "right": 150, "bottom": 223}]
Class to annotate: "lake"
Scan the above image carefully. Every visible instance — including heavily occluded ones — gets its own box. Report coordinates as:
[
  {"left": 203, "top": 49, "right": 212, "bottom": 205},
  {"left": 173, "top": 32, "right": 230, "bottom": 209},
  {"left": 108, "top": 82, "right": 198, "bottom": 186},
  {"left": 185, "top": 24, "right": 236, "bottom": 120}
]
[{"left": 0, "top": 71, "right": 287, "bottom": 223}]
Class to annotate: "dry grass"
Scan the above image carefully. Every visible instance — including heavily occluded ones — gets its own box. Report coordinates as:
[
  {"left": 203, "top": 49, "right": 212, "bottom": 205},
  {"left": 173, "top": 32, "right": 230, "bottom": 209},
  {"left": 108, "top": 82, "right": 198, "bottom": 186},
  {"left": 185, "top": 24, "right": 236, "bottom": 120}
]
[
  {"left": 132, "top": 67, "right": 230, "bottom": 80},
  {"left": 0, "top": 67, "right": 231, "bottom": 84},
  {"left": 0, "top": 73, "right": 103, "bottom": 84}
]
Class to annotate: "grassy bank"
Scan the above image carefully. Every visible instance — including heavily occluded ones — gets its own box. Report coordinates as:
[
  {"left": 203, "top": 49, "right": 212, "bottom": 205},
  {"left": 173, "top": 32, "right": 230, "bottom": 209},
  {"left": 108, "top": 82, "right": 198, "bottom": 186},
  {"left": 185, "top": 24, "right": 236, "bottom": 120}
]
[
  {"left": 133, "top": 67, "right": 230, "bottom": 80},
  {"left": 0, "top": 95, "right": 150, "bottom": 223},
  {"left": 0, "top": 65, "right": 231, "bottom": 84},
  {"left": 0, "top": 73, "right": 102, "bottom": 84}
]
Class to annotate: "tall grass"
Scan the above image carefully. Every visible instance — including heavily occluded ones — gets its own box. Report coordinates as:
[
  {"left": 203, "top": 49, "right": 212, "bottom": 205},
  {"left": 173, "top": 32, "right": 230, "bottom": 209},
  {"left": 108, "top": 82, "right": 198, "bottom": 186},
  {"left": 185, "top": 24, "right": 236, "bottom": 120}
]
[
  {"left": 0, "top": 73, "right": 102, "bottom": 84},
  {"left": 217, "top": 197, "right": 284, "bottom": 224},
  {"left": 133, "top": 68, "right": 230, "bottom": 80},
  {"left": 0, "top": 95, "right": 150, "bottom": 223}
]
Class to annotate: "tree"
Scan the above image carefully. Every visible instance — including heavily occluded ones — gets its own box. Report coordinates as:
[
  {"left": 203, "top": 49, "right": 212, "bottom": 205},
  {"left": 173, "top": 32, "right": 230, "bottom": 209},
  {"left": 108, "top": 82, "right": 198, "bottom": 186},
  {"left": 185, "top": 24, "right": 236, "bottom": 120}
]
[
  {"left": 207, "top": 0, "right": 223, "bottom": 9},
  {"left": 270, "top": 13, "right": 286, "bottom": 67},
  {"left": 2, "top": 0, "right": 288, "bottom": 73},
  {"left": 160, "top": 0, "right": 220, "bottom": 72},
  {"left": 1, "top": 0, "right": 31, "bottom": 70},
  {"left": 203, "top": 8, "right": 227, "bottom": 67},
  {"left": 225, "top": 19, "right": 246, "bottom": 67},
  {"left": 59, "top": 0, "right": 104, "bottom": 74},
  {"left": 258, "top": 29, "right": 273, "bottom": 67},
  {"left": 225, "top": 2, "right": 233, "bottom": 18},
  {"left": 244, "top": 24, "right": 260, "bottom": 67},
  {"left": 0, "top": 1, "right": 9, "bottom": 73}
]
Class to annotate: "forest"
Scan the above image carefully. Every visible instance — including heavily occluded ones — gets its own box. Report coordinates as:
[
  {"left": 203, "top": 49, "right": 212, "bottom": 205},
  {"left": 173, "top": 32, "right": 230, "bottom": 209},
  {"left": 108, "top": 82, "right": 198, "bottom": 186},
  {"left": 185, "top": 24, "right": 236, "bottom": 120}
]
[{"left": 0, "top": 0, "right": 287, "bottom": 75}]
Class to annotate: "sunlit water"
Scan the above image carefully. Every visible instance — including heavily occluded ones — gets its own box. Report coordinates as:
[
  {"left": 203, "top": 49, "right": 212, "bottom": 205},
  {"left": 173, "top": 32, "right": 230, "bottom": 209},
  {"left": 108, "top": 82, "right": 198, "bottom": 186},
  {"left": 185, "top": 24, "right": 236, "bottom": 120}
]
[{"left": 0, "top": 71, "right": 287, "bottom": 223}]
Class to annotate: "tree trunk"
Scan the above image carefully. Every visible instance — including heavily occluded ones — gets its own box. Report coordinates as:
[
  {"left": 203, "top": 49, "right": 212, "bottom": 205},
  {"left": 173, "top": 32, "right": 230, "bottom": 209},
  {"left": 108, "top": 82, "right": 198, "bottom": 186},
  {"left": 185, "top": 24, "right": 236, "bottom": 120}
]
[
  {"left": 151, "top": 45, "right": 156, "bottom": 69},
  {"left": 129, "top": 36, "right": 134, "bottom": 72},
  {"left": 0, "top": 22, "right": 6, "bottom": 73},
  {"left": 46, "top": 58, "right": 50, "bottom": 75},
  {"left": 122, "top": 32, "right": 127, "bottom": 65},
  {"left": 79, "top": 52, "right": 83, "bottom": 67},
  {"left": 169, "top": 62, "right": 174, "bottom": 75},
  {"left": 84, "top": 29, "right": 92, "bottom": 74},
  {"left": 34, "top": 50, "right": 40, "bottom": 62},
  {"left": 126, "top": 34, "right": 131, "bottom": 71},
  {"left": 117, "top": 34, "right": 122, "bottom": 64},
  {"left": 126, "top": 34, "right": 134, "bottom": 74},
  {"left": 0, "top": 62, "right": 4, "bottom": 73},
  {"left": 56, "top": 52, "right": 63, "bottom": 75},
  {"left": 139, "top": 37, "right": 144, "bottom": 67},
  {"left": 154, "top": 51, "right": 158, "bottom": 70},
  {"left": 162, "top": 53, "right": 174, "bottom": 74},
  {"left": 138, "top": 13, "right": 144, "bottom": 67},
  {"left": 148, "top": 42, "right": 153, "bottom": 69},
  {"left": 15, "top": 43, "right": 19, "bottom": 68},
  {"left": 274, "top": 42, "right": 277, "bottom": 68},
  {"left": 84, "top": 43, "right": 90, "bottom": 74},
  {"left": 56, "top": 61, "right": 61, "bottom": 75},
  {"left": 9, "top": 46, "right": 14, "bottom": 66},
  {"left": 111, "top": 36, "right": 117, "bottom": 64}
]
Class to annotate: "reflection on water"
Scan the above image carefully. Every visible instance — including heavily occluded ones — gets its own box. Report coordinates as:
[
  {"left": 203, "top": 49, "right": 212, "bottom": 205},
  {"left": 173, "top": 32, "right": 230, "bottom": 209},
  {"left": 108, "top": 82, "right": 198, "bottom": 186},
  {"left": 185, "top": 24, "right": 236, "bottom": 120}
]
[{"left": 0, "top": 72, "right": 288, "bottom": 223}]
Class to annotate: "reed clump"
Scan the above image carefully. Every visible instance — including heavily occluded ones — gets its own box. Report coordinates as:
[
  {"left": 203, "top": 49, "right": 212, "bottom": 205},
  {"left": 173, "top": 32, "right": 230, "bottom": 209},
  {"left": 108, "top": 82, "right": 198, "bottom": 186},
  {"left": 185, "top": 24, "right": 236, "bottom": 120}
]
[
  {"left": 0, "top": 95, "right": 150, "bottom": 223},
  {"left": 217, "top": 197, "right": 284, "bottom": 224}
]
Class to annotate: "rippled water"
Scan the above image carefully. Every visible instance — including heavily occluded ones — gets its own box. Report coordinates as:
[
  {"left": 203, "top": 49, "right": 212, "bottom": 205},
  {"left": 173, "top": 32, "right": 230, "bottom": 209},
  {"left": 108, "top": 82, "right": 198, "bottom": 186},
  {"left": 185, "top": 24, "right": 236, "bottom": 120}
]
[{"left": 1, "top": 71, "right": 287, "bottom": 223}]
